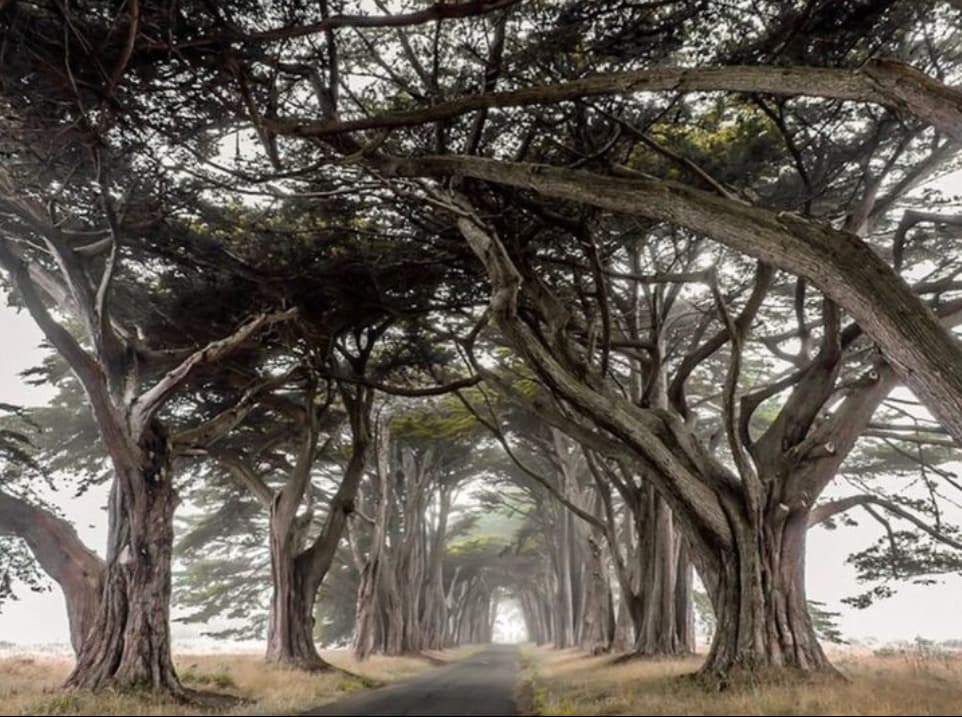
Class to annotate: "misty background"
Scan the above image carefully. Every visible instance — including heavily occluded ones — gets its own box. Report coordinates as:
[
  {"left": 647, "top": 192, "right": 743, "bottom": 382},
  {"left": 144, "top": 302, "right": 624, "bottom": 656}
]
[{"left": 1, "top": 299, "right": 960, "bottom": 649}]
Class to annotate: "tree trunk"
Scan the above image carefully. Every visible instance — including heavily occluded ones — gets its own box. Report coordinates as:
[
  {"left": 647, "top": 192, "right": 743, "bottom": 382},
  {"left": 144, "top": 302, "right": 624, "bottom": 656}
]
[
  {"left": 698, "top": 511, "right": 832, "bottom": 682},
  {"left": 674, "top": 538, "right": 695, "bottom": 651},
  {"left": 266, "top": 510, "right": 329, "bottom": 669},
  {"left": 66, "top": 427, "right": 181, "bottom": 693},
  {"left": 634, "top": 494, "right": 695, "bottom": 655},
  {"left": 0, "top": 490, "right": 105, "bottom": 655},
  {"left": 611, "top": 589, "right": 633, "bottom": 652},
  {"left": 555, "top": 507, "right": 576, "bottom": 648},
  {"left": 421, "top": 487, "right": 451, "bottom": 650},
  {"left": 611, "top": 489, "right": 694, "bottom": 658},
  {"left": 578, "top": 530, "right": 612, "bottom": 653}
]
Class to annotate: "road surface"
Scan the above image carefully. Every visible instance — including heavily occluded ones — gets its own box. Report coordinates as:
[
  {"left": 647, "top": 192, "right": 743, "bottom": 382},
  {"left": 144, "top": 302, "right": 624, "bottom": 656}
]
[{"left": 301, "top": 644, "right": 520, "bottom": 716}]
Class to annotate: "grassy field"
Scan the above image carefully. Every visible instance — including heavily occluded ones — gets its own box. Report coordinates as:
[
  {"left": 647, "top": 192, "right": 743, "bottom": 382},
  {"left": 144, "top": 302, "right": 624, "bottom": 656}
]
[
  {"left": 518, "top": 645, "right": 962, "bottom": 716},
  {"left": 0, "top": 646, "right": 482, "bottom": 716}
]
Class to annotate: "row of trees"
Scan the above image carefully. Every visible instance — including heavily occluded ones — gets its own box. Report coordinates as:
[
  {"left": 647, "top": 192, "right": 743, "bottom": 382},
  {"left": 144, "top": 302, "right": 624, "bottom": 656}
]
[{"left": 1, "top": 0, "right": 962, "bottom": 698}]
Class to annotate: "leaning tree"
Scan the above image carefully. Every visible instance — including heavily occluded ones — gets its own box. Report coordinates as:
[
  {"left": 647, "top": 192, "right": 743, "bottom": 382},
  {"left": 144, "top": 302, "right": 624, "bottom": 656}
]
[{"left": 0, "top": 403, "right": 105, "bottom": 654}]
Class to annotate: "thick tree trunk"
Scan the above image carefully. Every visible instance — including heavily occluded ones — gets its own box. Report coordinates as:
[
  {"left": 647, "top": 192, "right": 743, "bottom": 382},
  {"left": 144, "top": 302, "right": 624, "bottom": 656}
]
[
  {"left": 633, "top": 495, "right": 694, "bottom": 656},
  {"left": 66, "top": 428, "right": 181, "bottom": 693},
  {"left": 265, "top": 514, "right": 329, "bottom": 669},
  {"left": 353, "top": 428, "right": 403, "bottom": 659},
  {"left": 0, "top": 490, "right": 105, "bottom": 655},
  {"left": 698, "top": 512, "right": 832, "bottom": 682}
]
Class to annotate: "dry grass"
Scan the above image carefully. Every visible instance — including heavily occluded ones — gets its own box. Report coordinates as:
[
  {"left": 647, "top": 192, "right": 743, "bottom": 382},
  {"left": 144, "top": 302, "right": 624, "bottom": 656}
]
[
  {"left": 519, "top": 645, "right": 962, "bottom": 716},
  {"left": 0, "top": 645, "right": 483, "bottom": 716}
]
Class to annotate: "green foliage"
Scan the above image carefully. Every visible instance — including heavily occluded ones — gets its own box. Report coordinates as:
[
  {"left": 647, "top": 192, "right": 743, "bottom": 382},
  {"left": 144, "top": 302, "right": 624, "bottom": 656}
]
[
  {"left": 390, "top": 407, "right": 480, "bottom": 441},
  {"left": 0, "top": 404, "right": 54, "bottom": 608},
  {"left": 635, "top": 105, "right": 783, "bottom": 187},
  {"left": 692, "top": 590, "right": 716, "bottom": 640},
  {"left": 809, "top": 600, "right": 846, "bottom": 644}
]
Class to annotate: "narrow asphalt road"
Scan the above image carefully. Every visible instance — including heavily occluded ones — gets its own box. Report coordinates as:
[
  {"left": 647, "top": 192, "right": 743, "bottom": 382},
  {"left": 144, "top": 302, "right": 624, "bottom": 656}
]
[{"left": 300, "top": 644, "right": 520, "bottom": 716}]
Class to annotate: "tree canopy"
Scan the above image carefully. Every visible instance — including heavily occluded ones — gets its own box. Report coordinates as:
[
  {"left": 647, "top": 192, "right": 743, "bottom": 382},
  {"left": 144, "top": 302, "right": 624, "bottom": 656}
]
[{"left": 1, "top": 0, "right": 961, "bottom": 697}]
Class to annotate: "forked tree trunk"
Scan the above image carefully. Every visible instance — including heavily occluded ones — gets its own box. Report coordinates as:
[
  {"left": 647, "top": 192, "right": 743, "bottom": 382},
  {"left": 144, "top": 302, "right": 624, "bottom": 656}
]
[
  {"left": 265, "top": 514, "right": 328, "bottom": 669},
  {"left": 698, "top": 510, "right": 832, "bottom": 682},
  {"left": 266, "top": 383, "right": 372, "bottom": 668},
  {"left": 66, "top": 427, "right": 181, "bottom": 693}
]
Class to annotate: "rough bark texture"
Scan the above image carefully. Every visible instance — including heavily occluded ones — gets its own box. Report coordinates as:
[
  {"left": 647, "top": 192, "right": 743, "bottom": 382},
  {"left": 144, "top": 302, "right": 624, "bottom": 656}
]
[
  {"left": 699, "top": 511, "right": 830, "bottom": 681},
  {"left": 578, "top": 529, "right": 614, "bottom": 653},
  {"left": 262, "top": 389, "right": 328, "bottom": 669},
  {"left": 591, "top": 460, "right": 695, "bottom": 657},
  {"left": 635, "top": 495, "right": 686, "bottom": 655},
  {"left": 265, "top": 551, "right": 327, "bottom": 669},
  {"left": 66, "top": 425, "right": 181, "bottom": 693},
  {"left": 0, "top": 490, "right": 105, "bottom": 654},
  {"left": 265, "top": 522, "right": 328, "bottom": 669}
]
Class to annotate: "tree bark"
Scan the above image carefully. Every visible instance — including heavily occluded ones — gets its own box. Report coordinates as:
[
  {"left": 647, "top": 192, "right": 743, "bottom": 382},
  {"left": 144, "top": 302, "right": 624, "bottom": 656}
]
[
  {"left": 421, "top": 485, "right": 451, "bottom": 650},
  {"left": 66, "top": 425, "right": 181, "bottom": 693},
  {"left": 698, "top": 509, "right": 831, "bottom": 682},
  {"left": 578, "top": 530, "right": 613, "bottom": 653},
  {"left": 0, "top": 490, "right": 105, "bottom": 655},
  {"left": 274, "top": 61, "right": 962, "bottom": 143},
  {"left": 636, "top": 495, "right": 683, "bottom": 655},
  {"left": 0, "top": 184, "right": 298, "bottom": 696},
  {"left": 265, "top": 515, "right": 329, "bottom": 668},
  {"left": 272, "top": 386, "right": 372, "bottom": 667},
  {"left": 454, "top": 210, "right": 833, "bottom": 679},
  {"left": 674, "top": 538, "right": 695, "bottom": 651}
]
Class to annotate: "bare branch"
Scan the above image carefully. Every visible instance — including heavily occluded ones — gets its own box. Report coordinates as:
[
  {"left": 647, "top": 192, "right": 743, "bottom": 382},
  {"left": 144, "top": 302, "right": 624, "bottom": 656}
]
[
  {"left": 320, "top": 372, "right": 481, "bottom": 397},
  {"left": 130, "top": 308, "right": 297, "bottom": 432},
  {"left": 375, "top": 153, "right": 962, "bottom": 447},
  {"left": 164, "top": 0, "right": 520, "bottom": 49},
  {"left": 170, "top": 372, "right": 295, "bottom": 450},
  {"left": 107, "top": 0, "right": 139, "bottom": 95},
  {"left": 210, "top": 450, "right": 274, "bottom": 508},
  {"left": 269, "top": 61, "right": 962, "bottom": 143},
  {"left": 809, "top": 493, "right": 962, "bottom": 552},
  {"left": 711, "top": 276, "right": 760, "bottom": 499}
]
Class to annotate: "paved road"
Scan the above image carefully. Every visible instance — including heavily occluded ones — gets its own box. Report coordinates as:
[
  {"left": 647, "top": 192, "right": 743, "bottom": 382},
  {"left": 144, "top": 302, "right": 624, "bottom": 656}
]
[{"left": 301, "top": 644, "right": 520, "bottom": 716}]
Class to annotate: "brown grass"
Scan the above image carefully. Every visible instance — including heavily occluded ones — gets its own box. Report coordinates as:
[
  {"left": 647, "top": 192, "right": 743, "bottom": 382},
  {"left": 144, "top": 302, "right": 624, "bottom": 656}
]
[
  {"left": 518, "top": 645, "right": 962, "bottom": 716},
  {"left": 0, "top": 645, "right": 483, "bottom": 716}
]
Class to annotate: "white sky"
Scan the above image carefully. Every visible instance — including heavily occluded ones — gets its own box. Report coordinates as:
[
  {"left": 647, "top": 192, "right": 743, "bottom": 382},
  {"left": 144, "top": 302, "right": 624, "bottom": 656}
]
[{"left": 1, "top": 301, "right": 961, "bottom": 648}]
